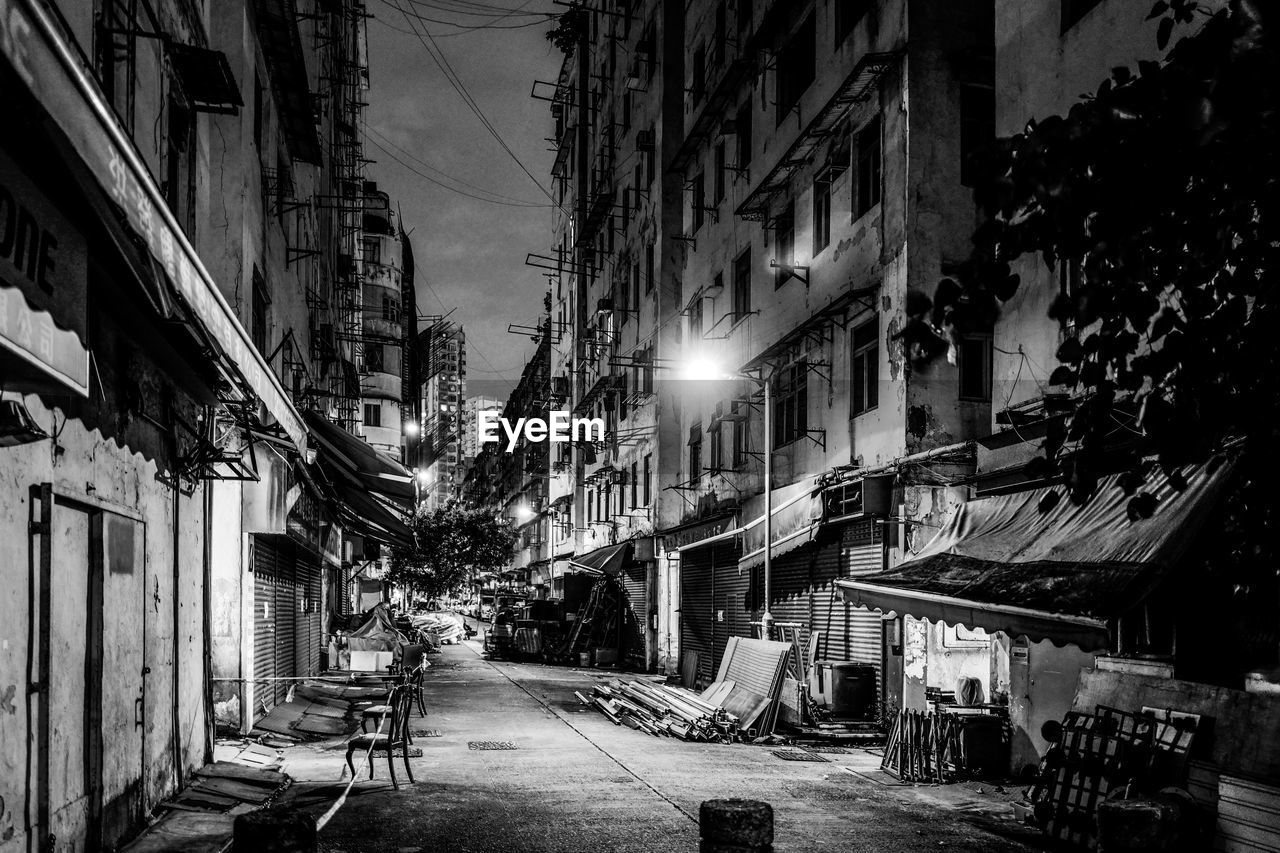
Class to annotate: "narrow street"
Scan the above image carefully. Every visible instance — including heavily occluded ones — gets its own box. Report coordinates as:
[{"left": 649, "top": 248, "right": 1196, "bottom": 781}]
[{"left": 278, "top": 638, "right": 1043, "bottom": 853}]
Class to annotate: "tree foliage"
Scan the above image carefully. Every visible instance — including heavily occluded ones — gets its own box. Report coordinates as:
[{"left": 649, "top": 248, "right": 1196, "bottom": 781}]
[
  {"left": 903, "top": 2, "right": 1278, "bottom": 635},
  {"left": 546, "top": 8, "right": 588, "bottom": 57},
  {"left": 388, "top": 505, "right": 517, "bottom": 602}
]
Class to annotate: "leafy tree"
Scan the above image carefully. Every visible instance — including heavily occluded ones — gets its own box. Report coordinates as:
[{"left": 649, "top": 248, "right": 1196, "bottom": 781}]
[
  {"left": 389, "top": 505, "right": 517, "bottom": 603},
  {"left": 902, "top": 1, "right": 1278, "bottom": 661},
  {"left": 546, "top": 7, "right": 588, "bottom": 57}
]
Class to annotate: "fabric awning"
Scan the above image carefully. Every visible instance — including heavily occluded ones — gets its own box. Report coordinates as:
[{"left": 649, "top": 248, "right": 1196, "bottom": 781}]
[
  {"left": 4, "top": 0, "right": 308, "bottom": 451},
  {"left": 329, "top": 477, "right": 413, "bottom": 549},
  {"left": 570, "top": 541, "right": 633, "bottom": 576},
  {"left": 303, "top": 410, "right": 414, "bottom": 502},
  {"left": 837, "top": 455, "right": 1237, "bottom": 650},
  {"left": 738, "top": 480, "right": 824, "bottom": 571}
]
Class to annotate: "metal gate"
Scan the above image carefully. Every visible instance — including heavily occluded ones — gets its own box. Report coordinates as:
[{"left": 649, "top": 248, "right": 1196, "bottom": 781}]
[
  {"left": 837, "top": 520, "right": 885, "bottom": 699},
  {"left": 712, "top": 543, "right": 750, "bottom": 680},
  {"left": 252, "top": 536, "right": 285, "bottom": 721},
  {"left": 679, "top": 544, "right": 714, "bottom": 684},
  {"left": 295, "top": 547, "right": 322, "bottom": 678},
  {"left": 618, "top": 558, "right": 649, "bottom": 669}
]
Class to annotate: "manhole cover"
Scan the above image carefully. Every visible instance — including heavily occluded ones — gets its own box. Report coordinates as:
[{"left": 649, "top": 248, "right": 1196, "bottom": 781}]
[
  {"left": 468, "top": 741, "right": 518, "bottom": 751},
  {"left": 411, "top": 730, "right": 443, "bottom": 738},
  {"left": 771, "top": 749, "right": 829, "bottom": 762},
  {"left": 803, "top": 746, "right": 851, "bottom": 754}
]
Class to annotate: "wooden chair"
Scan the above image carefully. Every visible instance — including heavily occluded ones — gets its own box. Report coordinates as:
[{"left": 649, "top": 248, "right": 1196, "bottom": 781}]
[{"left": 346, "top": 684, "right": 415, "bottom": 788}]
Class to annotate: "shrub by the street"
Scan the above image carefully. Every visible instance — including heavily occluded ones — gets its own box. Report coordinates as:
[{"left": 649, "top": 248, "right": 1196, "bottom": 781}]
[{"left": 389, "top": 505, "right": 518, "bottom": 602}]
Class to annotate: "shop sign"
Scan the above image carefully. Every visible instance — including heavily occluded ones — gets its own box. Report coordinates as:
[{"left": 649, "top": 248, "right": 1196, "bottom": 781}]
[
  {"left": 0, "top": 147, "right": 89, "bottom": 395},
  {"left": 663, "top": 514, "right": 737, "bottom": 552}
]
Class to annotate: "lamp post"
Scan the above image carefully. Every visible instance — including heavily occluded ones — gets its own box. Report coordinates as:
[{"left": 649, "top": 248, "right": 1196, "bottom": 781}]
[{"left": 683, "top": 359, "right": 776, "bottom": 640}]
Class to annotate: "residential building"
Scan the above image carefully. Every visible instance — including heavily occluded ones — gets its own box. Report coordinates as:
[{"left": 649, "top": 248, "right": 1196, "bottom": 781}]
[
  {"left": 410, "top": 321, "right": 466, "bottom": 509},
  {"left": 461, "top": 394, "right": 502, "bottom": 461},
  {"left": 541, "top": 0, "right": 688, "bottom": 670},
  {"left": 359, "top": 183, "right": 411, "bottom": 457},
  {"left": 0, "top": 0, "right": 407, "bottom": 847}
]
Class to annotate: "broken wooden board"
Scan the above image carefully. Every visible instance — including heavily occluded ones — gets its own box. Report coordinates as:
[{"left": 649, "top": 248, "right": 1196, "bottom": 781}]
[
  {"left": 120, "top": 810, "right": 236, "bottom": 853},
  {"left": 190, "top": 776, "right": 278, "bottom": 805},
  {"left": 195, "top": 761, "right": 283, "bottom": 787}
]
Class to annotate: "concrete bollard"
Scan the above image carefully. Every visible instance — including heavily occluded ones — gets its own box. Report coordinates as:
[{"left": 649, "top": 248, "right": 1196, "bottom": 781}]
[
  {"left": 234, "top": 807, "right": 318, "bottom": 852},
  {"left": 699, "top": 799, "right": 773, "bottom": 853}
]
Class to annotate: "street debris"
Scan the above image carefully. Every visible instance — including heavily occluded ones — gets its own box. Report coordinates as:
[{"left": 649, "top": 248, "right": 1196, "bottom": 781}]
[{"left": 580, "top": 680, "right": 740, "bottom": 742}]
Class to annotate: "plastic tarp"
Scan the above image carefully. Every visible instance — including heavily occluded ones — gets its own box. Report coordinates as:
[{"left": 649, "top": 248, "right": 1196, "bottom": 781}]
[
  {"left": 346, "top": 603, "right": 407, "bottom": 653},
  {"left": 738, "top": 481, "right": 824, "bottom": 571},
  {"left": 837, "top": 455, "right": 1237, "bottom": 650}
]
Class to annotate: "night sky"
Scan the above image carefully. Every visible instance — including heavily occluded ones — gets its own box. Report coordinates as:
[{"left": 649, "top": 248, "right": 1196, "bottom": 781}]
[{"left": 364, "top": 0, "right": 562, "bottom": 400}]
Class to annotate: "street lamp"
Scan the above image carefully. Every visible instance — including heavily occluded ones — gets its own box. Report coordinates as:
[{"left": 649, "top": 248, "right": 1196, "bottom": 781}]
[{"left": 681, "top": 359, "right": 777, "bottom": 641}]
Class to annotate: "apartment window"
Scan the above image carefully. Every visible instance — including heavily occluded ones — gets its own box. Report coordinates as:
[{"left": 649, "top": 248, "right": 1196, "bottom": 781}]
[
  {"left": 960, "top": 85, "right": 995, "bottom": 188},
  {"left": 856, "top": 115, "right": 882, "bottom": 217},
  {"left": 689, "top": 295, "right": 704, "bottom": 340},
  {"left": 851, "top": 316, "right": 879, "bottom": 416},
  {"left": 773, "top": 362, "right": 808, "bottom": 447},
  {"left": 588, "top": 491, "right": 595, "bottom": 523},
  {"left": 731, "top": 401, "right": 750, "bottom": 467},
  {"left": 630, "top": 462, "right": 638, "bottom": 509},
  {"left": 709, "top": 406, "right": 724, "bottom": 470},
  {"left": 642, "top": 347, "right": 655, "bottom": 393},
  {"left": 776, "top": 14, "right": 815, "bottom": 124},
  {"left": 813, "top": 169, "right": 831, "bottom": 255},
  {"left": 364, "top": 404, "right": 382, "bottom": 428},
  {"left": 733, "top": 248, "right": 752, "bottom": 321},
  {"left": 382, "top": 294, "right": 398, "bottom": 322},
  {"left": 713, "top": 141, "right": 726, "bottom": 203},
  {"left": 773, "top": 201, "right": 795, "bottom": 288},
  {"left": 734, "top": 103, "right": 754, "bottom": 175},
  {"left": 251, "top": 267, "right": 268, "bottom": 355},
  {"left": 643, "top": 453, "right": 652, "bottom": 505},
  {"left": 362, "top": 237, "right": 381, "bottom": 265},
  {"left": 688, "top": 423, "right": 703, "bottom": 481},
  {"left": 1061, "top": 0, "right": 1103, "bottom": 32},
  {"left": 619, "top": 373, "right": 629, "bottom": 420},
  {"left": 835, "top": 0, "right": 871, "bottom": 47},
  {"left": 645, "top": 243, "right": 655, "bottom": 293},
  {"left": 692, "top": 171, "right": 707, "bottom": 232},
  {"left": 692, "top": 42, "right": 706, "bottom": 103},
  {"left": 366, "top": 344, "right": 384, "bottom": 373},
  {"left": 958, "top": 335, "right": 993, "bottom": 401}
]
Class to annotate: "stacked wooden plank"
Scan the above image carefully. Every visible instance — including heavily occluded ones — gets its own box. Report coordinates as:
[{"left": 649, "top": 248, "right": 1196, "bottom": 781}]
[{"left": 578, "top": 680, "right": 740, "bottom": 742}]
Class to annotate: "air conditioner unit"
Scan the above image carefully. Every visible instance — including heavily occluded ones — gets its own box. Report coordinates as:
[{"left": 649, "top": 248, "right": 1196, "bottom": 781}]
[{"left": 597, "top": 297, "right": 615, "bottom": 312}]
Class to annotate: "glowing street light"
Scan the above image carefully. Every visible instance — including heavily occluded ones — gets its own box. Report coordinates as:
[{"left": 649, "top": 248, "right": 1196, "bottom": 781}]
[
  {"left": 515, "top": 502, "right": 536, "bottom": 523},
  {"left": 403, "top": 421, "right": 420, "bottom": 437}
]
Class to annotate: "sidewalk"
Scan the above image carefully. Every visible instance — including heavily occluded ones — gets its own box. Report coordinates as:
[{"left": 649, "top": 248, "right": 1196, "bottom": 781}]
[{"left": 273, "top": 640, "right": 1046, "bottom": 853}]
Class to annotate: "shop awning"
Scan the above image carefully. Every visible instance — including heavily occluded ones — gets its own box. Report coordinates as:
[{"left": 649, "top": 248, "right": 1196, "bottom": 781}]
[
  {"left": 738, "top": 480, "right": 824, "bottom": 571},
  {"left": 3, "top": 0, "right": 308, "bottom": 451},
  {"left": 570, "top": 541, "right": 633, "bottom": 576},
  {"left": 837, "top": 455, "right": 1238, "bottom": 650},
  {"left": 329, "top": 477, "right": 413, "bottom": 549},
  {"left": 303, "top": 410, "right": 414, "bottom": 502}
]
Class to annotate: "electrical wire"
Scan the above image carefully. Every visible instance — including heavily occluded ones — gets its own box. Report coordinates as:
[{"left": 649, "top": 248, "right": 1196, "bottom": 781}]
[
  {"left": 365, "top": 124, "right": 550, "bottom": 206},
  {"left": 382, "top": 0, "right": 563, "bottom": 212},
  {"left": 366, "top": 134, "right": 552, "bottom": 208}
]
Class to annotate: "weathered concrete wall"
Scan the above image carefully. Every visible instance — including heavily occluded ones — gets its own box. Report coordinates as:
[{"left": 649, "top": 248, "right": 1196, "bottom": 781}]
[{"left": 0, "top": 287, "right": 208, "bottom": 851}]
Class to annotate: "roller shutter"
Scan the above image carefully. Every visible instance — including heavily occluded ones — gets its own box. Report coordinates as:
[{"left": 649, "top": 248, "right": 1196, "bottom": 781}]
[
  {"left": 712, "top": 541, "right": 750, "bottom": 679},
  {"left": 295, "top": 547, "right": 322, "bottom": 678},
  {"left": 619, "top": 558, "right": 649, "bottom": 668},
  {"left": 252, "top": 536, "right": 287, "bottom": 721},
  {"left": 839, "top": 520, "right": 886, "bottom": 709},
  {"left": 769, "top": 546, "right": 813, "bottom": 651},
  {"left": 679, "top": 545, "right": 714, "bottom": 684}
]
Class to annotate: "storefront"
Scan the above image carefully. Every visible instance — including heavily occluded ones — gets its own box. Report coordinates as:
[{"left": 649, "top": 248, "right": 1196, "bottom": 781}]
[{"left": 839, "top": 456, "right": 1237, "bottom": 772}]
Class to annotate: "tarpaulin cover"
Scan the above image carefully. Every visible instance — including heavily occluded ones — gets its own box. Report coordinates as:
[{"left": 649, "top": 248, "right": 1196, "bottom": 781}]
[
  {"left": 303, "top": 410, "right": 414, "bottom": 502},
  {"left": 570, "top": 541, "right": 633, "bottom": 576},
  {"left": 837, "top": 455, "right": 1236, "bottom": 650},
  {"left": 346, "top": 603, "right": 407, "bottom": 653},
  {"left": 738, "top": 480, "right": 824, "bottom": 571}
]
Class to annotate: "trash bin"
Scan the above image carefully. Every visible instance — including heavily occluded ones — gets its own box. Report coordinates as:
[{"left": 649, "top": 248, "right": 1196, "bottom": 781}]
[
  {"left": 955, "top": 714, "right": 1008, "bottom": 775},
  {"left": 830, "top": 662, "right": 877, "bottom": 719}
]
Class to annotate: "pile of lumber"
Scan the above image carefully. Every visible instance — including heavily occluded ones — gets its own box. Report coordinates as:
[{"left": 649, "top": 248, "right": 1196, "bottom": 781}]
[
  {"left": 577, "top": 680, "right": 739, "bottom": 742},
  {"left": 881, "top": 709, "right": 960, "bottom": 783},
  {"left": 702, "top": 637, "right": 795, "bottom": 738}
]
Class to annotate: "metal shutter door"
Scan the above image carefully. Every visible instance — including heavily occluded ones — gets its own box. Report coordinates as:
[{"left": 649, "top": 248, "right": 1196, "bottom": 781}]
[
  {"left": 272, "top": 546, "right": 297, "bottom": 707},
  {"left": 769, "top": 546, "right": 813, "bottom": 652},
  {"left": 712, "top": 541, "right": 748, "bottom": 680},
  {"left": 252, "top": 537, "right": 280, "bottom": 722},
  {"left": 679, "top": 545, "right": 715, "bottom": 684},
  {"left": 295, "top": 547, "right": 322, "bottom": 678},
  {"left": 839, "top": 521, "right": 885, "bottom": 713},
  {"left": 619, "top": 559, "right": 648, "bottom": 669}
]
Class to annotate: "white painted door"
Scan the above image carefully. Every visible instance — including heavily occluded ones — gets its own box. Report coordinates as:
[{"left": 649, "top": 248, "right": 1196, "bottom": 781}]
[{"left": 47, "top": 503, "right": 90, "bottom": 853}]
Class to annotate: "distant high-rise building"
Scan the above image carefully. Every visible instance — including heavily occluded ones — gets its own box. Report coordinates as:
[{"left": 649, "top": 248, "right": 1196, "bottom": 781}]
[
  {"left": 410, "top": 322, "right": 466, "bottom": 509},
  {"left": 461, "top": 394, "right": 502, "bottom": 461},
  {"left": 358, "top": 183, "right": 410, "bottom": 458}
]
